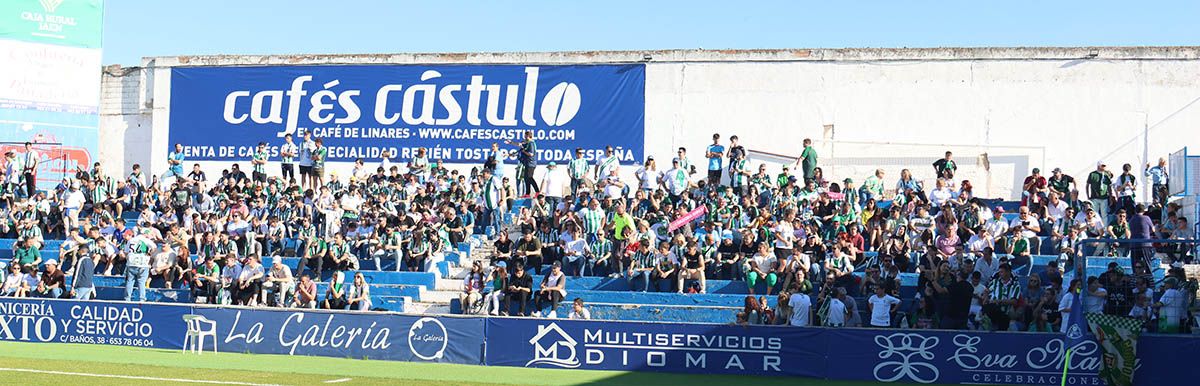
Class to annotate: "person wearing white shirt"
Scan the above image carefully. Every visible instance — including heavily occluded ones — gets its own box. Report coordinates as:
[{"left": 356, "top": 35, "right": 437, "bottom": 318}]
[
  {"left": 634, "top": 157, "right": 664, "bottom": 192},
  {"left": 279, "top": 133, "right": 298, "bottom": 182},
  {"left": 62, "top": 182, "right": 86, "bottom": 233},
  {"left": 662, "top": 159, "right": 690, "bottom": 200},
  {"left": 1058, "top": 279, "right": 1080, "bottom": 333},
  {"left": 824, "top": 293, "right": 848, "bottom": 327},
  {"left": 539, "top": 162, "right": 569, "bottom": 210},
  {"left": 928, "top": 179, "right": 955, "bottom": 207},
  {"left": 568, "top": 298, "right": 591, "bottom": 320},
  {"left": 965, "top": 229, "right": 994, "bottom": 254},
  {"left": 788, "top": 290, "right": 812, "bottom": 327},
  {"left": 1155, "top": 277, "right": 1187, "bottom": 332},
  {"left": 1083, "top": 277, "right": 1107, "bottom": 314},
  {"left": 867, "top": 285, "right": 901, "bottom": 327},
  {"left": 601, "top": 169, "right": 625, "bottom": 199},
  {"left": 380, "top": 149, "right": 394, "bottom": 174},
  {"left": 1009, "top": 206, "right": 1041, "bottom": 239},
  {"left": 973, "top": 248, "right": 1000, "bottom": 281},
  {"left": 982, "top": 209, "right": 1010, "bottom": 240},
  {"left": 1045, "top": 193, "right": 1068, "bottom": 222},
  {"left": 594, "top": 146, "right": 620, "bottom": 182}
]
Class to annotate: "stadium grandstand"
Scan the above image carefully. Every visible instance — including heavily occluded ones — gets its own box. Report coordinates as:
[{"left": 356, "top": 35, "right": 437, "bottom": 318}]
[{"left": 2, "top": 1, "right": 1200, "bottom": 385}]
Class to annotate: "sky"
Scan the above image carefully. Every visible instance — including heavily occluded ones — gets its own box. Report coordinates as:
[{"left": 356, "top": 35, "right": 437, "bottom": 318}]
[{"left": 102, "top": 0, "right": 1200, "bottom": 65}]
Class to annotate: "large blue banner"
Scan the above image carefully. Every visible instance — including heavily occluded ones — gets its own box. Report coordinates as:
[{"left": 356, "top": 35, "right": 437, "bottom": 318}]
[
  {"left": 193, "top": 307, "right": 484, "bottom": 364},
  {"left": 169, "top": 64, "right": 645, "bottom": 165},
  {"left": 484, "top": 318, "right": 828, "bottom": 377},
  {"left": 0, "top": 297, "right": 186, "bottom": 349},
  {"left": 485, "top": 318, "right": 1195, "bottom": 386}
]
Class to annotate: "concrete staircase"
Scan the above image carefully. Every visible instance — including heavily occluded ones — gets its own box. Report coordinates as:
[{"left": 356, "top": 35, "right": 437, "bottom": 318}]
[{"left": 410, "top": 238, "right": 496, "bottom": 314}]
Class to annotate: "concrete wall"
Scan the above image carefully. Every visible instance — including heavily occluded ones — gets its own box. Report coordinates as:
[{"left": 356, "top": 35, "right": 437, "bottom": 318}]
[{"left": 99, "top": 47, "right": 1200, "bottom": 199}]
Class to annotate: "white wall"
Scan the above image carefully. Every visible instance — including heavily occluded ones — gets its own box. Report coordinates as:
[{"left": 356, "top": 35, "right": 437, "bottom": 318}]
[{"left": 99, "top": 47, "right": 1200, "bottom": 199}]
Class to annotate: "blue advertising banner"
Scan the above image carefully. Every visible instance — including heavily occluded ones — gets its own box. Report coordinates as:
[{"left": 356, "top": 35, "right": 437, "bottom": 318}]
[
  {"left": 484, "top": 318, "right": 828, "bottom": 377},
  {"left": 192, "top": 307, "right": 484, "bottom": 364},
  {"left": 485, "top": 318, "right": 1195, "bottom": 386},
  {"left": 0, "top": 298, "right": 186, "bottom": 349},
  {"left": 169, "top": 64, "right": 646, "bottom": 165},
  {"left": 825, "top": 329, "right": 1195, "bottom": 386}
]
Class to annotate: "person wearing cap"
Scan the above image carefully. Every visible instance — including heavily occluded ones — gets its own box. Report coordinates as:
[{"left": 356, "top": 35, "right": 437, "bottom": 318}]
[
  {"left": 264, "top": 255, "right": 294, "bottom": 307},
  {"left": 1154, "top": 277, "right": 1187, "bottom": 333},
  {"left": 1048, "top": 167, "right": 1075, "bottom": 197},
  {"left": 35, "top": 259, "right": 65, "bottom": 299},
  {"left": 534, "top": 261, "right": 567, "bottom": 316},
  {"left": 1086, "top": 162, "right": 1114, "bottom": 225}
]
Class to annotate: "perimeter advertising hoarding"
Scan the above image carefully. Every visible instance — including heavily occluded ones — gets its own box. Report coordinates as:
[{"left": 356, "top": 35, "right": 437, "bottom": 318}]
[{"left": 168, "top": 64, "right": 646, "bottom": 165}]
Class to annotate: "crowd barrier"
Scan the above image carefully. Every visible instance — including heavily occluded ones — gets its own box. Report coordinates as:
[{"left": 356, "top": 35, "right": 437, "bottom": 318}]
[{"left": 1, "top": 297, "right": 1193, "bottom": 385}]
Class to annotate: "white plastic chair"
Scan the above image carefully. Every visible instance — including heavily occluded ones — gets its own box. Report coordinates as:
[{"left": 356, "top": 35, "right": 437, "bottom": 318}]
[{"left": 181, "top": 314, "right": 218, "bottom": 354}]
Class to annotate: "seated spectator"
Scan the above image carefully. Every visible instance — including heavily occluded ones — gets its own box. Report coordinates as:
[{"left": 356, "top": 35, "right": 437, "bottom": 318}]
[
  {"left": 534, "top": 262, "right": 566, "bottom": 316},
  {"left": 506, "top": 264, "right": 533, "bottom": 316},
  {"left": 236, "top": 255, "right": 265, "bottom": 306},
  {"left": 149, "top": 244, "right": 182, "bottom": 289},
  {"left": 264, "top": 255, "right": 294, "bottom": 307},
  {"left": 676, "top": 241, "right": 707, "bottom": 294},
  {"left": 568, "top": 297, "right": 591, "bottom": 320},
  {"left": 736, "top": 295, "right": 774, "bottom": 325},
  {"left": 347, "top": 272, "right": 372, "bottom": 311},
  {"left": 459, "top": 261, "right": 485, "bottom": 314},
  {"left": 11, "top": 238, "right": 40, "bottom": 269},
  {"left": 321, "top": 271, "right": 348, "bottom": 310},
  {"left": 35, "top": 259, "right": 65, "bottom": 298},
  {"left": 484, "top": 265, "right": 508, "bottom": 315},
  {"left": 192, "top": 256, "right": 220, "bottom": 304},
  {"left": 292, "top": 274, "right": 317, "bottom": 309},
  {"left": 745, "top": 243, "right": 775, "bottom": 295}
]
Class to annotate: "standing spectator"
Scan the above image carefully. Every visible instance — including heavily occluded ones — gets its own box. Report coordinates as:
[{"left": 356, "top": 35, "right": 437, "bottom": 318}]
[
  {"left": 251, "top": 142, "right": 269, "bottom": 184},
  {"left": 1154, "top": 277, "right": 1187, "bottom": 333},
  {"left": 567, "top": 148, "right": 589, "bottom": 196},
  {"left": 20, "top": 142, "right": 39, "bottom": 197},
  {"left": 794, "top": 138, "right": 818, "bottom": 183},
  {"left": 70, "top": 253, "right": 97, "bottom": 300},
  {"left": 279, "top": 133, "right": 298, "bottom": 182},
  {"left": 1145, "top": 158, "right": 1168, "bottom": 207},
  {"left": 983, "top": 263, "right": 1021, "bottom": 331},
  {"left": 298, "top": 130, "right": 315, "bottom": 190},
  {"left": 1084, "top": 276, "right": 1108, "bottom": 314},
  {"left": 540, "top": 162, "right": 568, "bottom": 211},
  {"left": 867, "top": 283, "right": 900, "bottom": 328},
  {"left": 933, "top": 151, "right": 956, "bottom": 180},
  {"left": 568, "top": 298, "right": 591, "bottom": 319},
  {"left": 1115, "top": 163, "right": 1137, "bottom": 215},
  {"left": 1058, "top": 279, "right": 1082, "bottom": 333},
  {"left": 310, "top": 138, "right": 328, "bottom": 187},
  {"left": 123, "top": 232, "right": 155, "bottom": 302},
  {"left": 705, "top": 134, "right": 725, "bottom": 187},
  {"left": 1086, "top": 162, "right": 1113, "bottom": 224},
  {"left": 787, "top": 288, "right": 813, "bottom": 327},
  {"left": 506, "top": 264, "right": 533, "bottom": 316},
  {"left": 163, "top": 143, "right": 186, "bottom": 183},
  {"left": 1128, "top": 204, "right": 1156, "bottom": 276},
  {"left": 505, "top": 130, "right": 539, "bottom": 196}
]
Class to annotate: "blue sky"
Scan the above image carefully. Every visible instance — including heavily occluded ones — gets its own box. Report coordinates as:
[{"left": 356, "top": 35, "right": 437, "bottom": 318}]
[{"left": 102, "top": 0, "right": 1200, "bottom": 65}]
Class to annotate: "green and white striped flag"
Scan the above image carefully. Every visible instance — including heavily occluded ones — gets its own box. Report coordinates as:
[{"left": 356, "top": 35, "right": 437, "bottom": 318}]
[{"left": 1084, "top": 313, "right": 1144, "bottom": 386}]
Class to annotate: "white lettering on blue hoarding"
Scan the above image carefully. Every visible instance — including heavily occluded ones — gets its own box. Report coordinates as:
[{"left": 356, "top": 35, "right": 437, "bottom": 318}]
[{"left": 221, "top": 67, "right": 581, "bottom": 138}]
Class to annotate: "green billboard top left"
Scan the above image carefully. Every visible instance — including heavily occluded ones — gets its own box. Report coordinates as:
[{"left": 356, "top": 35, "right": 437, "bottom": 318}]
[{"left": 0, "top": 0, "right": 103, "bottom": 48}]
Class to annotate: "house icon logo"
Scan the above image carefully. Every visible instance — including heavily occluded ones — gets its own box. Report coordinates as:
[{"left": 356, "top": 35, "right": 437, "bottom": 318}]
[{"left": 526, "top": 323, "right": 580, "bottom": 368}]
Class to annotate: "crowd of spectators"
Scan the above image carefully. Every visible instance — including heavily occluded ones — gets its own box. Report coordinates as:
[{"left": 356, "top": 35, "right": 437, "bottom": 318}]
[{"left": 0, "top": 132, "right": 1195, "bottom": 333}]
